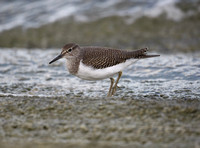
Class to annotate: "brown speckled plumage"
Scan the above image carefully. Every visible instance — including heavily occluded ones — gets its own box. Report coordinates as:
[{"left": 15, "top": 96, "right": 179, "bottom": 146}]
[{"left": 81, "top": 47, "right": 156, "bottom": 69}]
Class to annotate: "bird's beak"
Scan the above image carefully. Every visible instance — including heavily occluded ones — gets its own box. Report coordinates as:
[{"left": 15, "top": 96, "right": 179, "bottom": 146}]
[{"left": 49, "top": 54, "right": 63, "bottom": 64}]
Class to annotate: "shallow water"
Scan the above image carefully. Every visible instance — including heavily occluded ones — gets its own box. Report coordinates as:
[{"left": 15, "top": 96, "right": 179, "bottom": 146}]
[
  {"left": 0, "top": 48, "right": 200, "bottom": 147},
  {"left": 0, "top": 49, "right": 199, "bottom": 99}
]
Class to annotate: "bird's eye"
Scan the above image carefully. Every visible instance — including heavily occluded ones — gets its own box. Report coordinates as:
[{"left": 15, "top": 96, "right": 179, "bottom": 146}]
[{"left": 68, "top": 48, "right": 72, "bottom": 52}]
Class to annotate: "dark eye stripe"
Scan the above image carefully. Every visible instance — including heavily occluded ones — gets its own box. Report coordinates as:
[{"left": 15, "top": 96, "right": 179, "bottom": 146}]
[
  {"left": 68, "top": 48, "right": 72, "bottom": 52},
  {"left": 61, "top": 44, "right": 78, "bottom": 54}
]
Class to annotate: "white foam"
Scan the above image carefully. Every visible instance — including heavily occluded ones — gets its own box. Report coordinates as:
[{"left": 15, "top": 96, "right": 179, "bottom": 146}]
[
  {"left": 144, "top": 0, "right": 184, "bottom": 21},
  {"left": 0, "top": 0, "right": 188, "bottom": 32}
]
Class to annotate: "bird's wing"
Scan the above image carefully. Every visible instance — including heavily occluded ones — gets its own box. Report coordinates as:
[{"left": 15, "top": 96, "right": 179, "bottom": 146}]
[
  {"left": 81, "top": 47, "right": 159, "bottom": 69},
  {"left": 81, "top": 47, "right": 126, "bottom": 69}
]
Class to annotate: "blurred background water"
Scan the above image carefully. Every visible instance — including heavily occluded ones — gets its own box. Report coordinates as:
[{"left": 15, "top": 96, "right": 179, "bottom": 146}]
[
  {"left": 0, "top": 0, "right": 185, "bottom": 30},
  {"left": 0, "top": 0, "right": 200, "bottom": 52},
  {"left": 0, "top": 0, "right": 200, "bottom": 148}
]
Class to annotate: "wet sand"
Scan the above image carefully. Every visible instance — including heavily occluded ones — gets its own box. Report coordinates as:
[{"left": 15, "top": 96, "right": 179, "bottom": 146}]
[{"left": 0, "top": 95, "right": 200, "bottom": 148}]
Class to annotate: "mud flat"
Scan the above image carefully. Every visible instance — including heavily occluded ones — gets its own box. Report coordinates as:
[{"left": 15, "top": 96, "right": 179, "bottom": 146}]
[{"left": 0, "top": 95, "right": 199, "bottom": 148}]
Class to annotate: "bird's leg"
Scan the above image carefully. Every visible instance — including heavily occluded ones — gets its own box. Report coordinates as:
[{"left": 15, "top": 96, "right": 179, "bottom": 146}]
[
  {"left": 107, "top": 78, "right": 114, "bottom": 97},
  {"left": 111, "top": 71, "right": 122, "bottom": 96}
]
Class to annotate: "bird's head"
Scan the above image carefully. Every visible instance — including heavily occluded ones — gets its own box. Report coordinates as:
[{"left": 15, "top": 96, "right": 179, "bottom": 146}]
[{"left": 49, "top": 43, "right": 80, "bottom": 64}]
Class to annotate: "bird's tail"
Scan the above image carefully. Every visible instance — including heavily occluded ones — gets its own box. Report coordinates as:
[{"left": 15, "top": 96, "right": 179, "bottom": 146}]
[{"left": 130, "top": 48, "right": 160, "bottom": 59}]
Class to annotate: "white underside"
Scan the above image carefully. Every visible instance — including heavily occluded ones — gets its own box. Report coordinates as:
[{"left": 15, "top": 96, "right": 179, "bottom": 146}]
[{"left": 75, "top": 59, "right": 139, "bottom": 80}]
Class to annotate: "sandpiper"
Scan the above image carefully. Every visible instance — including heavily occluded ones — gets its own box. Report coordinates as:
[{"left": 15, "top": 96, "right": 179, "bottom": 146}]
[{"left": 49, "top": 43, "right": 160, "bottom": 96}]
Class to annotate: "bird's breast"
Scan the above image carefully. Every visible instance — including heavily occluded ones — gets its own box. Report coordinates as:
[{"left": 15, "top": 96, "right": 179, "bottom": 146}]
[{"left": 65, "top": 58, "right": 80, "bottom": 75}]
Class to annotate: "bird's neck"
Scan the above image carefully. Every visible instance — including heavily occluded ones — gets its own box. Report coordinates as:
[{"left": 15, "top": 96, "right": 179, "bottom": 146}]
[{"left": 65, "top": 56, "right": 81, "bottom": 75}]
